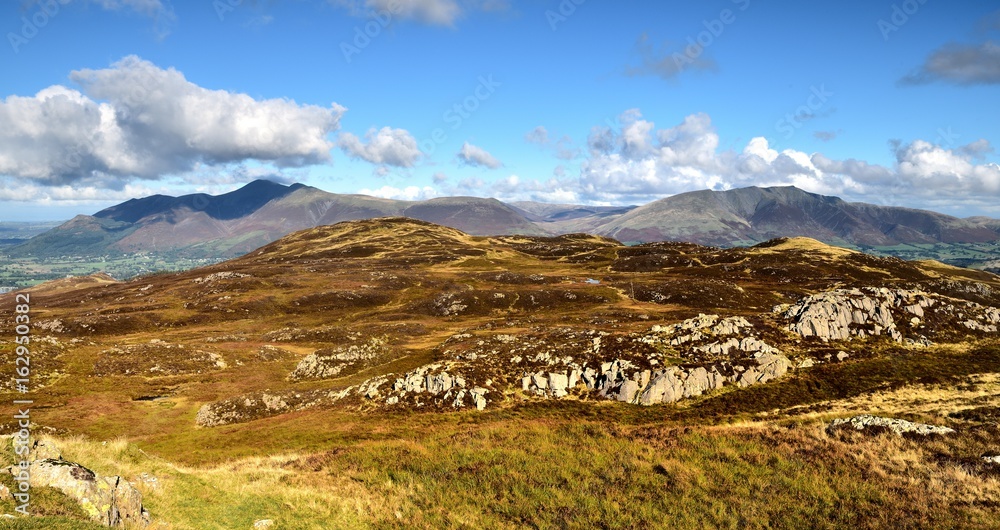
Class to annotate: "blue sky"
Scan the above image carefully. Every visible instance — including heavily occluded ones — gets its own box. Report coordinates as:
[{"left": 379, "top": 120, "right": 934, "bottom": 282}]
[{"left": 1, "top": 0, "right": 998, "bottom": 221}]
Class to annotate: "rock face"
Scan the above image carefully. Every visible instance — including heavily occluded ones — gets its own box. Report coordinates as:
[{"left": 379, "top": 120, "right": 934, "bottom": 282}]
[
  {"left": 779, "top": 287, "right": 1000, "bottom": 342},
  {"left": 9, "top": 459, "right": 149, "bottom": 527},
  {"left": 520, "top": 352, "right": 789, "bottom": 406},
  {"left": 289, "top": 335, "right": 391, "bottom": 380},
  {"left": 828, "top": 415, "right": 955, "bottom": 436}
]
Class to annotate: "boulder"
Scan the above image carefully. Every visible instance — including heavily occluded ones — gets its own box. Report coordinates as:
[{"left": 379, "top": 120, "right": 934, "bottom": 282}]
[
  {"left": 828, "top": 415, "right": 954, "bottom": 436},
  {"left": 12, "top": 459, "right": 149, "bottom": 527}
]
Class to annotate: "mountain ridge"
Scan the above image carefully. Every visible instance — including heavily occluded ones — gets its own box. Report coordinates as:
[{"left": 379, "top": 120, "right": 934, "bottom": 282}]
[{"left": 9, "top": 181, "right": 1000, "bottom": 266}]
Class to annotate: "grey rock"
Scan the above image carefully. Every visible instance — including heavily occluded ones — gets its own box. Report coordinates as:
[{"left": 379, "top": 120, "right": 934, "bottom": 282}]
[
  {"left": 10, "top": 459, "right": 149, "bottom": 527},
  {"left": 618, "top": 380, "right": 640, "bottom": 403},
  {"left": 828, "top": 415, "right": 954, "bottom": 436}
]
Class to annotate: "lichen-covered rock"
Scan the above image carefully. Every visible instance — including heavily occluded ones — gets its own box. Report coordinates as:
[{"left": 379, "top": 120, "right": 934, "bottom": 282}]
[
  {"left": 828, "top": 415, "right": 955, "bottom": 436},
  {"left": 10, "top": 459, "right": 149, "bottom": 527}
]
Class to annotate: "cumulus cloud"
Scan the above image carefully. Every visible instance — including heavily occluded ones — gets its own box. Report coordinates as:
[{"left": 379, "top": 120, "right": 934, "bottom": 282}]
[
  {"left": 487, "top": 109, "right": 1000, "bottom": 212},
  {"left": 0, "top": 56, "right": 345, "bottom": 186},
  {"left": 331, "top": 0, "right": 506, "bottom": 26},
  {"left": 891, "top": 140, "right": 1000, "bottom": 195},
  {"left": 0, "top": 177, "right": 158, "bottom": 204},
  {"left": 338, "top": 126, "right": 422, "bottom": 168},
  {"left": 457, "top": 142, "right": 502, "bottom": 169},
  {"left": 901, "top": 41, "right": 1000, "bottom": 86}
]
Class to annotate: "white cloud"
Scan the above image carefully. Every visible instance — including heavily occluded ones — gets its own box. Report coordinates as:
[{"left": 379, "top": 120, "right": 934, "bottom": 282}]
[
  {"left": 338, "top": 126, "right": 422, "bottom": 168},
  {"left": 489, "top": 109, "right": 1000, "bottom": 212},
  {"left": 893, "top": 140, "right": 1000, "bottom": 195},
  {"left": 332, "top": 0, "right": 507, "bottom": 26},
  {"left": 457, "top": 142, "right": 502, "bottom": 169},
  {"left": 0, "top": 177, "right": 160, "bottom": 204},
  {"left": 0, "top": 56, "right": 345, "bottom": 185},
  {"left": 357, "top": 185, "right": 440, "bottom": 201}
]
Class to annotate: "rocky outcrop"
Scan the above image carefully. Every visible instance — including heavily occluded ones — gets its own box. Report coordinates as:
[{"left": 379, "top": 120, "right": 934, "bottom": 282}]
[
  {"left": 288, "top": 335, "right": 391, "bottom": 380},
  {"left": 197, "top": 316, "right": 795, "bottom": 425},
  {"left": 195, "top": 388, "right": 336, "bottom": 427},
  {"left": 828, "top": 415, "right": 955, "bottom": 436},
  {"left": 779, "top": 287, "right": 1000, "bottom": 342},
  {"left": 644, "top": 314, "right": 782, "bottom": 362},
  {"left": 520, "top": 352, "right": 789, "bottom": 406}
]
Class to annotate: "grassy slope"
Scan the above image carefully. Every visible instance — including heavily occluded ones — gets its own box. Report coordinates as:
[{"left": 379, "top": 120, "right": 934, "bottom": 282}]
[
  {"left": 2, "top": 220, "right": 1000, "bottom": 527},
  {"left": 3, "top": 341, "right": 999, "bottom": 528}
]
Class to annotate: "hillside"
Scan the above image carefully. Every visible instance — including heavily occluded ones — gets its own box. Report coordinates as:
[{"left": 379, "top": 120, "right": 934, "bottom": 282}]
[
  {"left": 596, "top": 186, "right": 1000, "bottom": 246},
  {"left": 10, "top": 183, "right": 1000, "bottom": 274},
  {"left": 7, "top": 181, "right": 547, "bottom": 259},
  {"left": 3, "top": 218, "right": 1000, "bottom": 527}
]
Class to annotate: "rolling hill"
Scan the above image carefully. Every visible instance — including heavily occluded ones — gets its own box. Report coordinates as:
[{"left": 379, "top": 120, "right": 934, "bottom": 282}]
[
  {"left": 594, "top": 186, "right": 1000, "bottom": 246},
  {"left": 9, "top": 182, "right": 1000, "bottom": 271},
  {"left": 3, "top": 217, "right": 1000, "bottom": 528}
]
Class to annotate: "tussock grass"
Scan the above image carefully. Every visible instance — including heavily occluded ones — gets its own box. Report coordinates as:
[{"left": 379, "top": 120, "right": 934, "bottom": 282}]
[{"left": 5, "top": 418, "right": 1000, "bottom": 529}]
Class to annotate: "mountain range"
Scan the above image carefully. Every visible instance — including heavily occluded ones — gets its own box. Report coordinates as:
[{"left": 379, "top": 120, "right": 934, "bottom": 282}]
[{"left": 10, "top": 180, "right": 1000, "bottom": 265}]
